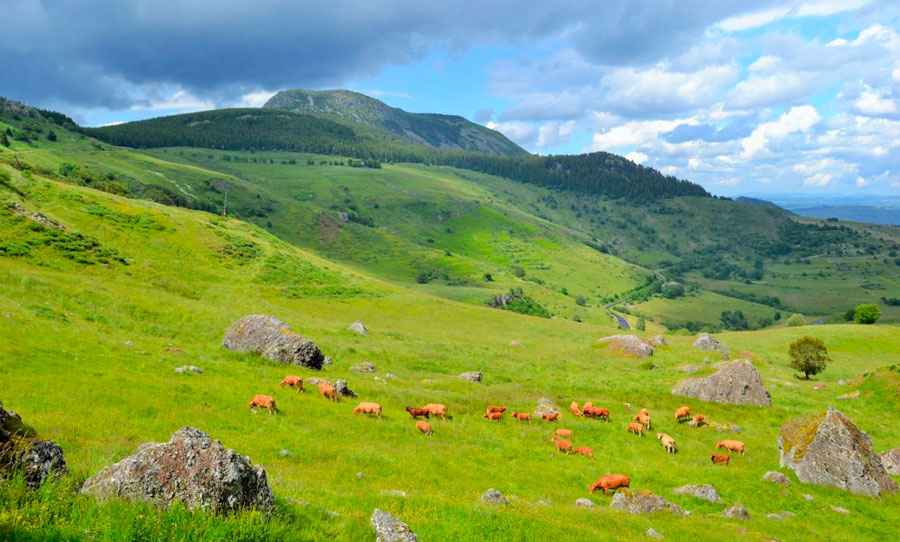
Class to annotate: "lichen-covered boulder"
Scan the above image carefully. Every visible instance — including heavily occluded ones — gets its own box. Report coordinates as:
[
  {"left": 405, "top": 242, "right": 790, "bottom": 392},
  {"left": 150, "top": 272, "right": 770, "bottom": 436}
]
[
  {"left": 723, "top": 503, "right": 750, "bottom": 519},
  {"left": 348, "top": 320, "right": 369, "bottom": 335},
  {"left": 371, "top": 509, "right": 418, "bottom": 542},
  {"left": 647, "top": 335, "right": 668, "bottom": 347},
  {"left": 351, "top": 361, "right": 376, "bottom": 373},
  {"left": 692, "top": 333, "right": 730, "bottom": 352},
  {"left": 763, "top": 471, "right": 791, "bottom": 486},
  {"left": 82, "top": 427, "right": 274, "bottom": 514},
  {"left": 222, "top": 315, "right": 324, "bottom": 369},
  {"left": 672, "top": 484, "right": 721, "bottom": 503},
  {"left": 459, "top": 371, "right": 484, "bottom": 383},
  {"left": 778, "top": 407, "right": 898, "bottom": 497},
  {"left": 533, "top": 397, "right": 559, "bottom": 419},
  {"left": 481, "top": 488, "right": 509, "bottom": 505},
  {"left": 609, "top": 489, "right": 685, "bottom": 515},
  {"left": 880, "top": 448, "right": 900, "bottom": 475},
  {"left": 598, "top": 335, "right": 653, "bottom": 358},
  {"left": 672, "top": 359, "right": 771, "bottom": 406},
  {"left": 1, "top": 400, "right": 67, "bottom": 489}
]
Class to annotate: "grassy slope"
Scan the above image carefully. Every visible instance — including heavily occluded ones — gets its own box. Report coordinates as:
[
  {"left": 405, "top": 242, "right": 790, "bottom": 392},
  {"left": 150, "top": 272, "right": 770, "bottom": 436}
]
[
  {"left": 629, "top": 290, "right": 782, "bottom": 328},
  {"left": 2, "top": 164, "right": 900, "bottom": 541}
]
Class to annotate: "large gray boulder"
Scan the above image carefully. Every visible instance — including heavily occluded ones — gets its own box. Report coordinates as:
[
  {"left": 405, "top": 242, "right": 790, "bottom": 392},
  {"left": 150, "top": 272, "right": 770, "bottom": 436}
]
[
  {"left": 306, "top": 378, "right": 357, "bottom": 398},
  {"left": 348, "top": 320, "right": 369, "bottom": 335},
  {"left": 82, "top": 427, "right": 274, "bottom": 514},
  {"left": 692, "top": 333, "right": 730, "bottom": 352},
  {"left": 881, "top": 449, "right": 900, "bottom": 475},
  {"left": 671, "top": 484, "right": 721, "bottom": 503},
  {"left": 778, "top": 407, "right": 898, "bottom": 497},
  {"left": 533, "top": 397, "right": 559, "bottom": 419},
  {"left": 222, "top": 315, "right": 324, "bottom": 369},
  {"left": 459, "top": 371, "right": 484, "bottom": 383},
  {"left": 371, "top": 509, "right": 418, "bottom": 542},
  {"left": 723, "top": 503, "right": 750, "bottom": 519},
  {"left": 609, "top": 489, "right": 685, "bottom": 515},
  {"left": 672, "top": 359, "right": 771, "bottom": 406},
  {"left": 598, "top": 335, "right": 653, "bottom": 358},
  {"left": 481, "top": 488, "right": 509, "bottom": 505}
]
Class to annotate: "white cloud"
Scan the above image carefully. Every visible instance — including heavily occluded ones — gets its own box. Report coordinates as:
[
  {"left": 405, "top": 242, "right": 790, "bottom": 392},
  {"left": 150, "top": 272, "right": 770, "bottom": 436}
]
[
  {"left": 716, "top": 177, "right": 741, "bottom": 186},
  {"left": 688, "top": 157, "right": 702, "bottom": 169},
  {"left": 803, "top": 172, "right": 834, "bottom": 186},
  {"left": 715, "top": 7, "right": 791, "bottom": 32},
  {"left": 740, "top": 105, "right": 821, "bottom": 159},
  {"left": 714, "top": 0, "right": 869, "bottom": 33},
  {"left": 536, "top": 120, "right": 576, "bottom": 148},
  {"left": 747, "top": 55, "right": 781, "bottom": 72},
  {"left": 236, "top": 90, "right": 276, "bottom": 107},
  {"left": 795, "top": 0, "right": 869, "bottom": 17},
  {"left": 728, "top": 72, "right": 814, "bottom": 108},
  {"left": 591, "top": 118, "right": 696, "bottom": 151},
  {"left": 856, "top": 176, "right": 869, "bottom": 187},
  {"left": 853, "top": 86, "right": 898, "bottom": 115},
  {"left": 625, "top": 151, "right": 649, "bottom": 164},
  {"left": 601, "top": 63, "right": 738, "bottom": 113},
  {"left": 360, "top": 89, "right": 412, "bottom": 99},
  {"left": 486, "top": 121, "right": 537, "bottom": 145},
  {"left": 660, "top": 165, "right": 678, "bottom": 175}
]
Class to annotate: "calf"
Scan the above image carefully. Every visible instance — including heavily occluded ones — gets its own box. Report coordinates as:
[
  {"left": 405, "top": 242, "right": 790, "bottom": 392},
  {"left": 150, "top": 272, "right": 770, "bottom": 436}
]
[
  {"left": 317, "top": 381, "right": 337, "bottom": 402},
  {"left": 486, "top": 405, "right": 507, "bottom": 414},
  {"left": 710, "top": 454, "right": 730, "bottom": 466},
  {"left": 352, "top": 402, "right": 382, "bottom": 418},
  {"left": 247, "top": 394, "right": 278, "bottom": 415},
  {"left": 633, "top": 412, "right": 651, "bottom": 430},
  {"left": 416, "top": 420, "right": 433, "bottom": 435},
  {"left": 692, "top": 413, "right": 707, "bottom": 427},
  {"left": 716, "top": 440, "right": 745, "bottom": 455},
  {"left": 552, "top": 438, "right": 573, "bottom": 454},
  {"left": 656, "top": 432, "right": 676, "bottom": 454},
  {"left": 279, "top": 375, "right": 304, "bottom": 392},
  {"left": 484, "top": 411, "right": 503, "bottom": 421},
  {"left": 584, "top": 405, "right": 610, "bottom": 421},
  {"left": 589, "top": 474, "right": 630, "bottom": 494},
  {"left": 569, "top": 401, "right": 584, "bottom": 417},
  {"left": 541, "top": 412, "right": 559, "bottom": 422},
  {"left": 626, "top": 422, "right": 644, "bottom": 437},
  {"left": 554, "top": 428, "right": 573, "bottom": 439},
  {"left": 406, "top": 406, "right": 431, "bottom": 419},
  {"left": 575, "top": 446, "right": 594, "bottom": 458},
  {"left": 423, "top": 403, "right": 448, "bottom": 420},
  {"left": 674, "top": 405, "right": 691, "bottom": 421},
  {"left": 511, "top": 412, "right": 531, "bottom": 424}
]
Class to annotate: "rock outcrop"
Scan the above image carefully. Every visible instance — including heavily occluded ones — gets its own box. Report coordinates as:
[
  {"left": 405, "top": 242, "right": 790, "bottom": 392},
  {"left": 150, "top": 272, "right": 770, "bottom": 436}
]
[
  {"left": 723, "top": 503, "right": 750, "bottom": 519},
  {"left": 481, "top": 488, "right": 509, "bottom": 505},
  {"left": 348, "top": 320, "right": 369, "bottom": 335},
  {"left": 762, "top": 471, "right": 791, "bottom": 486},
  {"left": 532, "top": 397, "right": 559, "bottom": 419},
  {"left": 351, "top": 361, "right": 376, "bottom": 373},
  {"left": 671, "top": 484, "right": 721, "bottom": 503},
  {"left": 1, "top": 400, "right": 68, "bottom": 489},
  {"left": 222, "top": 315, "right": 324, "bottom": 369},
  {"left": 647, "top": 335, "right": 668, "bottom": 347},
  {"left": 880, "top": 448, "right": 900, "bottom": 475},
  {"left": 609, "top": 489, "right": 685, "bottom": 515},
  {"left": 371, "top": 509, "right": 418, "bottom": 542},
  {"left": 459, "top": 371, "right": 483, "bottom": 383},
  {"left": 598, "top": 335, "right": 653, "bottom": 358},
  {"left": 672, "top": 359, "right": 771, "bottom": 406},
  {"left": 82, "top": 427, "right": 274, "bottom": 514},
  {"left": 692, "top": 333, "right": 730, "bottom": 352},
  {"left": 175, "top": 365, "right": 202, "bottom": 375},
  {"left": 778, "top": 407, "right": 898, "bottom": 497}
]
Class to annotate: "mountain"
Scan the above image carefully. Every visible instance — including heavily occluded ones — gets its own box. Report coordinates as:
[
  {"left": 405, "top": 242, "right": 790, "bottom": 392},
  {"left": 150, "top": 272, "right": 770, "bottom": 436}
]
[
  {"left": 789, "top": 205, "right": 900, "bottom": 226},
  {"left": 263, "top": 89, "right": 527, "bottom": 155},
  {"left": 735, "top": 196, "right": 791, "bottom": 213}
]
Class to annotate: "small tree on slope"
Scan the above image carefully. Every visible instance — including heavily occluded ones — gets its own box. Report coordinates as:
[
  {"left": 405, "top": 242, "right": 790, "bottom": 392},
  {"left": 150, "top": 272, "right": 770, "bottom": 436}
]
[{"left": 788, "top": 336, "right": 830, "bottom": 380}]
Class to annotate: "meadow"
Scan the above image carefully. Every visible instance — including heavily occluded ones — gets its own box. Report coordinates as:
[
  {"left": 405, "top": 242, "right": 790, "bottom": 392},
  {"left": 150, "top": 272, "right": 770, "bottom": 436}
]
[{"left": 2, "top": 161, "right": 900, "bottom": 541}]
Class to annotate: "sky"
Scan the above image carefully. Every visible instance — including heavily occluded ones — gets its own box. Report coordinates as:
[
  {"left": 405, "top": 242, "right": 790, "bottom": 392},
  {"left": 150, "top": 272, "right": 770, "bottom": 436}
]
[{"left": 2, "top": 1, "right": 899, "bottom": 196}]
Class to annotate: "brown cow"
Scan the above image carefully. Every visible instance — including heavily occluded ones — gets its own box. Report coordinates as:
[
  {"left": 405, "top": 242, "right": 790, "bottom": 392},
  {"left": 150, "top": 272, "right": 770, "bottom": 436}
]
[
  {"left": 247, "top": 394, "right": 278, "bottom": 415},
  {"left": 423, "top": 403, "right": 448, "bottom": 420},
  {"left": 589, "top": 474, "right": 630, "bottom": 494},
  {"left": 627, "top": 422, "right": 644, "bottom": 437},
  {"left": 554, "top": 428, "right": 573, "bottom": 439},
  {"left": 511, "top": 412, "right": 531, "bottom": 423},
  {"left": 352, "top": 402, "right": 382, "bottom": 418},
  {"left": 416, "top": 420, "right": 433, "bottom": 435},
  {"left": 279, "top": 375, "right": 304, "bottom": 392},
  {"left": 692, "top": 413, "right": 707, "bottom": 427},
  {"left": 716, "top": 440, "right": 745, "bottom": 455},
  {"left": 552, "top": 438, "right": 573, "bottom": 454},
  {"left": 575, "top": 446, "right": 594, "bottom": 458},
  {"left": 674, "top": 405, "right": 691, "bottom": 421},
  {"left": 710, "top": 454, "right": 730, "bottom": 466},
  {"left": 405, "top": 406, "right": 430, "bottom": 419},
  {"left": 570, "top": 401, "right": 584, "bottom": 417},
  {"left": 317, "top": 381, "right": 337, "bottom": 402},
  {"left": 484, "top": 411, "right": 503, "bottom": 421},
  {"left": 541, "top": 412, "right": 559, "bottom": 422},
  {"left": 633, "top": 412, "right": 651, "bottom": 430},
  {"left": 656, "top": 432, "right": 676, "bottom": 454},
  {"left": 486, "top": 405, "right": 507, "bottom": 414}
]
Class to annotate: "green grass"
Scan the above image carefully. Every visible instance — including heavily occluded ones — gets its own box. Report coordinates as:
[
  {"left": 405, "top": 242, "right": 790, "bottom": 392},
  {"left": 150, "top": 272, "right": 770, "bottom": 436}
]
[
  {"left": 630, "top": 290, "right": 783, "bottom": 329},
  {"left": 1, "top": 162, "right": 900, "bottom": 541}
]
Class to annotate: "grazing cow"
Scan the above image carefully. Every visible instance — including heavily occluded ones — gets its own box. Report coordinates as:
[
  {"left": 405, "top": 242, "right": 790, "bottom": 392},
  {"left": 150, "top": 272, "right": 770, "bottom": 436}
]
[
  {"left": 633, "top": 412, "right": 651, "bottom": 430},
  {"left": 716, "top": 440, "right": 745, "bottom": 455},
  {"left": 486, "top": 405, "right": 507, "bottom": 414},
  {"left": 584, "top": 405, "right": 610, "bottom": 421},
  {"left": 675, "top": 406, "right": 691, "bottom": 421},
  {"left": 627, "top": 422, "right": 644, "bottom": 437},
  {"left": 247, "top": 394, "right": 278, "bottom": 415},
  {"left": 554, "top": 428, "right": 573, "bottom": 439},
  {"left": 484, "top": 411, "right": 503, "bottom": 421},
  {"left": 692, "top": 414, "right": 707, "bottom": 427},
  {"left": 710, "top": 454, "right": 731, "bottom": 466},
  {"left": 279, "top": 375, "right": 304, "bottom": 392},
  {"left": 575, "top": 446, "right": 594, "bottom": 458},
  {"left": 317, "top": 381, "right": 337, "bottom": 402},
  {"left": 511, "top": 412, "right": 532, "bottom": 423},
  {"left": 423, "top": 403, "right": 448, "bottom": 420},
  {"left": 416, "top": 420, "right": 433, "bottom": 435},
  {"left": 541, "top": 412, "right": 559, "bottom": 422},
  {"left": 406, "top": 406, "right": 431, "bottom": 419},
  {"left": 352, "top": 402, "right": 382, "bottom": 418},
  {"left": 570, "top": 401, "right": 584, "bottom": 417},
  {"left": 589, "top": 474, "right": 630, "bottom": 494},
  {"left": 656, "top": 433, "right": 676, "bottom": 454},
  {"left": 552, "top": 438, "right": 573, "bottom": 454}
]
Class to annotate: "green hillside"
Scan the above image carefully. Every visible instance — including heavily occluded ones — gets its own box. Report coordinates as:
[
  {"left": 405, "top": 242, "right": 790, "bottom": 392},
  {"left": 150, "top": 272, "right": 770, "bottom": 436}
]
[{"left": 264, "top": 89, "right": 528, "bottom": 155}]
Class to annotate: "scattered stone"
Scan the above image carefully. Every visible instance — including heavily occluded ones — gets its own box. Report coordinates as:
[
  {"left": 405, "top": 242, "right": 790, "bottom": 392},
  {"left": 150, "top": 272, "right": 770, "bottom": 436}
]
[
  {"left": 19, "top": 440, "right": 68, "bottom": 490},
  {"left": 125, "top": 341, "right": 134, "bottom": 347},
  {"left": 381, "top": 489, "right": 407, "bottom": 498},
  {"left": 803, "top": 494, "right": 814, "bottom": 501},
  {"left": 880, "top": 449, "right": 900, "bottom": 475},
  {"left": 830, "top": 505, "right": 850, "bottom": 515},
  {"left": 836, "top": 390, "right": 860, "bottom": 400},
  {"left": 779, "top": 407, "right": 898, "bottom": 497},
  {"left": 598, "top": 334, "right": 654, "bottom": 358},
  {"left": 348, "top": 320, "right": 369, "bottom": 335},
  {"left": 357, "top": 472, "right": 364, "bottom": 479},
  {"left": 575, "top": 497, "right": 594, "bottom": 508},
  {"left": 623, "top": 402, "right": 632, "bottom": 410},
  {"left": 767, "top": 511, "right": 795, "bottom": 521},
  {"left": 337, "top": 212, "right": 349, "bottom": 223},
  {"left": 647, "top": 335, "right": 668, "bottom": 347},
  {"left": 763, "top": 471, "right": 792, "bottom": 486},
  {"left": 647, "top": 527, "right": 664, "bottom": 539},
  {"left": 222, "top": 315, "right": 324, "bottom": 369},
  {"left": 174, "top": 365, "right": 202, "bottom": 375},
  {"left": 305, "top": 378, "right": 357, "bottom": 398},
  {"left": 672, "top": 359, "right": 771, "bottom": 406},
  {"left": 351, "top": 361, "right": 376, "bottom": 373},
  {"left": 609, "top": 489, "right": 685, "bottom": 515},
  {"left": 8, "top": 202, "right": 65, "bottom": 231},
  {"left": 813, "top": 383, "right": 827, "bottom": 390},
  {"left": 459, "top": 371, "right": 484, "bottom": 383},
  {"left": 509, "top": 340, "right": 523, "bottom": 348},
  {"left": 371, "top": 509, "right": 418, "bottom": 542},
  {"left": 672, "top": 484, "right": 722, "bottom": 503},
  {"left": 723, "top": 503, "right": 750, "bottom": 520},
  {"left": 81, "top": 427, "right": 274, "bottom": 514},
  {"left": 532, "top": 397, "right": 559, "bottom": 419},
  {"left": 384, "top": 373, "right": 400, "bottom": 380},
  {"left": 323, "top": 356, "right": 334, "bottom": 366},
  {"left": 692, "top": 333, "right": 730, "bottom": 352},
  {"left": 278, "top": 449, "right": 293, "bottom": 458},
  {"left": 679, "top": 365, "right": 701, "bottom": 373},
  {"left": 481, "top": 488, "right": 509, "bottom": 505},
  {"left": 838, "top": 379, "right": 846, "bottom": 386}
]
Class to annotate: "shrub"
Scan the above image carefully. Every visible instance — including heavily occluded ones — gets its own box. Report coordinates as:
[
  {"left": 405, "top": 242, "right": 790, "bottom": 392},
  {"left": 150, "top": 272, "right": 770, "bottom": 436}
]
[
  {"left": 854, "top": 304, "right": 881, "bottom": 324},
  {"left": 788, "top": 336, "right": 830, "bottom": 379},
  {"left": 661, "top": 282, "right": 685, "bottom": 299},
  {"left": 511, "top": 265, "right": 526, "bottom": 278},
  {"left": 635, "top": 318, "right": 646, "bottom": 331},
  {"left": 575, "top": 295, "right": 587, "bottom": 306},
  {"left": 786, "top": 314, "right": 806, "bottom": 327}
]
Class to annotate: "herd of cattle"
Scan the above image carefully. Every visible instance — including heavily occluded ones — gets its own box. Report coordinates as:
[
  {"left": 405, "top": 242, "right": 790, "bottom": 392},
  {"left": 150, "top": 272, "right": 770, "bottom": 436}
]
[{"left": 247, "top": 374, "right": 747, "bottom": 495}]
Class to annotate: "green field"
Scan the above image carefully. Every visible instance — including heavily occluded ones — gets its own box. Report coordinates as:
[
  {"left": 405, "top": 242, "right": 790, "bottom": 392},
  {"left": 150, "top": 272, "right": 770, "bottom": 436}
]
[
  {"left": 629, "top": 290, "right": 784, "bottom": 330},
  {"left": 2, "top": 159, "right": 900, "bottom": 541}
]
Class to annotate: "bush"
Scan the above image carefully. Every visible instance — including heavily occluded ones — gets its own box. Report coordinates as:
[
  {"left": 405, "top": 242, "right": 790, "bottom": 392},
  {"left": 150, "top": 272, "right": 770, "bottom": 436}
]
[
  {"left": 786, "top": 314, "right": 806, "bottom": 327},
  {"left": 788, "top": 336, "right": 830, "bottom": 379},
  {"left": 661, "top": 282, "right": 685, "bottom": 299},
  {"left": 511, "top": 265, "right": 526, "bottom": 278},
  {"left": 854, "top": 304, "right": 881, "bottom": 324},
  {"left": 635, "top": 318, "right": 646, "bottom": 331},
  {"left": 575, "top": 295, "right": 587, "bottom": 306}
]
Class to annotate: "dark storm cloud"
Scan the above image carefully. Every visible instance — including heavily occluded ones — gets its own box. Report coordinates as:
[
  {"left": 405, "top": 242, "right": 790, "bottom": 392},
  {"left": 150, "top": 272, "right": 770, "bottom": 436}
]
[{"left": 0, "top": 0, "right": 776, "bottom": 109}]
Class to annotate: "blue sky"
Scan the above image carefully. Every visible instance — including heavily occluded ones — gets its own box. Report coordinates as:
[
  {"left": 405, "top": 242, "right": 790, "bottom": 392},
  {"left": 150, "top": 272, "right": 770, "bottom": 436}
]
[{"left": 2, "top": 0, "right": 899, "bottom": 196}]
